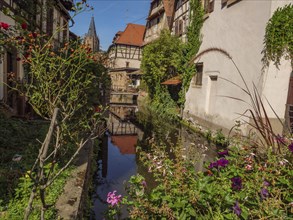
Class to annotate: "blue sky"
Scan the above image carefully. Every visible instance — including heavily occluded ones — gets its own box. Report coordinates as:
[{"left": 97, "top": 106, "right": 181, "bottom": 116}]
[{"left": 70, "top": 0, "right": 150, "bottom": 51}]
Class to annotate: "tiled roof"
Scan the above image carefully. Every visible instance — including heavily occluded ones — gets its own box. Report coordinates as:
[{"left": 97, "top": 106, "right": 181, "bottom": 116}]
[
  {"left": 114, "top": 23, "right": 146, "bottom": 46},
  {"left": 161, "top": 76, "right": 182, "bottom": 85}
]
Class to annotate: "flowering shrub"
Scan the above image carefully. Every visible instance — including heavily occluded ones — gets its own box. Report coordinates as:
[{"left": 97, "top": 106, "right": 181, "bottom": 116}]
[
  {"left": 0, "top": 1, "right": 109, "bottom": 218},
  {"left": 107, "top": 139, "right": 292, "bottom": 219}
]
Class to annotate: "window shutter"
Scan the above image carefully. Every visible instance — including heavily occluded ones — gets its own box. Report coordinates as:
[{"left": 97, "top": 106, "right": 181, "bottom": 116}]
[
  {"left": 46, "top": 8, "right": 54, "bottom": 35},
  {"left": 195, "top": 63, "right": 203, "bottom": 86},
  {"left": 209, "top": 0, "right": 215, "bottom": 13}
]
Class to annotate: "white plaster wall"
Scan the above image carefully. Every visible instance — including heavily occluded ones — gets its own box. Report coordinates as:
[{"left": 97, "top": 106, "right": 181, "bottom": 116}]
[
  {"left": 115, "top": 57, "right": 141, "bottom": 69},
  {"left": 261, "top": 60, "right": 292, "bottom": 119},
  {"left": 261, "top": 0, "right": 293, "bottom": 119},
  {"left": 184, "top": 0, "right": 274, "bottom": 131},
  {"left": 108, "top": 45, "right": 141, "bottom": 69}
]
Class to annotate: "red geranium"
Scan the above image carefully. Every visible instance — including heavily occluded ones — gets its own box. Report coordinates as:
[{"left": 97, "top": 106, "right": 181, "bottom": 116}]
[
  {"left": 0, "top": 22, "right": 10, "bottom": 30},
  {"left": 21, "top": 22, "right": 28, "bottom": 30}
]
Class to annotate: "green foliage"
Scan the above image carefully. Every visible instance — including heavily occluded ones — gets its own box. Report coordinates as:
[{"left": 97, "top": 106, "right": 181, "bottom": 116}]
[
  {"left": 185, "top": 0, "right": 204, "bottom": 61},
  {"left": 3, "top": 164, "right": 72, "bottom": 220},
  {"left": 141, "top": 30, "right": 184, "bottom": 100},
  {"left": 109, "top": 140, "right": 293, "bottom": 219},
  {"left": 0, "top": 116, "right": 48, "bottom": 204},
  {"left": 136, "top": 93, "right": 180, "bottom": 143},
  {"left": 263, "top": 4, "right": 293, "bottom": 68},
  {"left": 179, "top": 0, "right": 204, "bottom": 105},
  {"left": 140, "top": 1, "right": 203, "bottom": 107},
  {"left": 0, "top": 2, "right": 108, "bottom": 217}
]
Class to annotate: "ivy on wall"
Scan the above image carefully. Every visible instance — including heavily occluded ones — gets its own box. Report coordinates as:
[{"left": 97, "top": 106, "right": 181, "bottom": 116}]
[
  {"left": 179, "top": 0, "right": 204, "bottom": 105},
  {"left": 141, "top": 30, "right": 183, "bottom": 100},
  {"left": 262, "top": 4, "right": 293, "bottom": 68},
  {"left": 140, "top": 0, "right": 204, "bottom": 119}
]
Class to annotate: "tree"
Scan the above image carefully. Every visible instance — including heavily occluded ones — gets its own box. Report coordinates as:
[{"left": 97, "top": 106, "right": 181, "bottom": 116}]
[
  {"left": 1, "top": 1, "right": 109, "bottom": 219},
  {"left": 141, "top": 30, "right": 184, "bottom": 99}
]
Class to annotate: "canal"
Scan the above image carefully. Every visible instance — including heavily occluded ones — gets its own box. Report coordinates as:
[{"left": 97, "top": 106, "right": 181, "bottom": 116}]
[{"left": 91, "top": 111, "right": 217, "bottom": 219}]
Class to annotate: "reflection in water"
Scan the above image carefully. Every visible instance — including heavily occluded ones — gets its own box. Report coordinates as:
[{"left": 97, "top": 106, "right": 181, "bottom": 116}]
[
  {"left": 92, "top": 134, "right": 137, "bottom": 219},
  {"left": 91, "top": 110, "right": 218, "bottom": 219}
]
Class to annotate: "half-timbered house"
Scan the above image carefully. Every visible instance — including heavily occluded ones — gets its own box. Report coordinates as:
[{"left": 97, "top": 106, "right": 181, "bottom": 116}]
[
  {"left": 0, "top": 0, "right": 72, "bottom": 116},
  {"left": 108, "top": 23, "right": 145, "bottom": 119},
  {"left": 143, "top": 0, "right": 175, "bottom": 45}
]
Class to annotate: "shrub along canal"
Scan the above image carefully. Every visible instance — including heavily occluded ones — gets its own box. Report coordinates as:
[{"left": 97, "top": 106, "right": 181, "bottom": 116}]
[{"left": 90, "top": 112, "right": 218, "bottom": 219}]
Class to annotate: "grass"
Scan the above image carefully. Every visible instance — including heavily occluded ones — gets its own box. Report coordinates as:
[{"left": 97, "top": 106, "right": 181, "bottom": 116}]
[
  {"left": 0, "top": 112, "right": 49, "bottom": 204},
  {"left": 0, "top": 111, "right": 79, "bottom": 219}
]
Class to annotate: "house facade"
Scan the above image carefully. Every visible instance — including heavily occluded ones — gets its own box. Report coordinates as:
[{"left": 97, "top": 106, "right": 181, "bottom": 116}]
[
  {"left": 0, "top": 0, "right": 72, "bottom": 115},
  {"left": 108, "top": 23, "right": 145, "bottom": 119},
  {"left": 171, "top": 0, "right": 189, "bottom": 42},
  {"left": 183, "top": 0, "right": 293, "bottom": 134},
  {"left": 143, "top": 0, "right": 175, "bottom": 44}
]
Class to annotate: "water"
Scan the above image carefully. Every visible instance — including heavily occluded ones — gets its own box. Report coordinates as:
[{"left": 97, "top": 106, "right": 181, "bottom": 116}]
[
  {"left": 91, "top": 114, "right": 218, "bottom": 219},
  {"left": 92, "top": 134, "right": 138, "bottom": 219}
]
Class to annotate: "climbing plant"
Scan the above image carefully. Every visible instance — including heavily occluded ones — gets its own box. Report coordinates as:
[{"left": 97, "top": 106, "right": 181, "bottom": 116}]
[
  {"left": 179, "top": 0, "right": 204, "bottom": 105},
  {"left": 141, "top": 29, "right": 184, "bottom": 100},
  {"left": 262, "top": 4, "right": 293, "bottom": 68}
]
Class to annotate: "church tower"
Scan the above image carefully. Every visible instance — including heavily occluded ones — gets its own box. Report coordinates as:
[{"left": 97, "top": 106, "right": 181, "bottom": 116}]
[{"left": 84, "top": 16, "right": 100, "bottom": 52}]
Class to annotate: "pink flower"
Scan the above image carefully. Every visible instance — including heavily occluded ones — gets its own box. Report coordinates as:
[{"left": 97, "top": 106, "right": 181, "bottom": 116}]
[
  {"left": 107, "top": 190, "right": 122, "bottom": 206},
  {"left": 0, "top": 22, "right": 10, "bottom": 30},
  {"left": 245, "top": 164, "right": 253, "bottom": 171},
  {"left": 141, "top": 180, "right": 147, "bottom": 188}
]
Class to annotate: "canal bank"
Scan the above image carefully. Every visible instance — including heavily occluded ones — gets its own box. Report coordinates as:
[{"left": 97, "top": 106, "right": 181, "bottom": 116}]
[{"left": 90, "top": 107, "right": 219, "bottom": 219}]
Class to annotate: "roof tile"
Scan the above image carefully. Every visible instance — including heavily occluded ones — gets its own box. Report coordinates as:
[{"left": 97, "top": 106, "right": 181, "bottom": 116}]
[{"left": 114, "top": 23, "right": 146, "bottom": 46}]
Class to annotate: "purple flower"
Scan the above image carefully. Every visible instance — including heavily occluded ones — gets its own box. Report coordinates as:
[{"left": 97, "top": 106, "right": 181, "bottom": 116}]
[
  {"left": 260, "top": 188, "right": 269, "bottom": 200},
  {"left": 217, "top": 158, "right": 229, "bottom": 167},
  {"left": 231, "top": 177, "right": 242, "bottom": 191},
  {"left": 218, "top": 149, "right": 229, "bottom": 157},
  {"left": 141, "top": 180, "right": 147, "bottom": 188},
  {"left": 209, "top": 158, "right": 229, "bottom": 169},
  {"left": 107, "top": 190, "right": 122, "bottom": 206},
  {"left": 263, "top": 180, "right": 270, "bottom": 187},
  {"left": 288, "top": 143, "right": 293, "bottom": 153},
  {"left": 208, "top": 161, "right": 218, "bottom": 169},
  {"left": 232, "top": 201, "right": 241, "bottom": 216}
]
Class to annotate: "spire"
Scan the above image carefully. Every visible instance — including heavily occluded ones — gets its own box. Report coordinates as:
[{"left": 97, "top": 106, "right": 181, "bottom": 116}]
[{"left": 87, "top": 16, "right": 97, "bottom": 38}]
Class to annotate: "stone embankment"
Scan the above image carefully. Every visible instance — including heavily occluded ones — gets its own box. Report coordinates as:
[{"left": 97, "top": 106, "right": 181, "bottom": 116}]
[{"left": 56, "top": 139, "right": 93, "bottom": 219}]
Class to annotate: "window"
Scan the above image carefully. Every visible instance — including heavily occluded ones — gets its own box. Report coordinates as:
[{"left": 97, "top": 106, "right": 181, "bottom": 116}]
[
  {"left": 179, "top": 20, "right": 183, "bottom": 36},
  {"left": 174, "top": 19, "right": 183, "bottom": 36},
  {"left": 157, "top": 17, "right": 160, "bottom": 24},
  {"left": 203, "top": 0, "right": 215, "bottom": 14},
  {"left": 195, "top": 63, "right": 203, "bottom": 86},
  {"left": 63, "top": 19, "right": 67, "bottom": 42},
  {"left": 151, "top": 0, "right": 162, "bottom": 10},
  {"left": 222, "top": 0, "right": 242, "bottom": 7},
  {"left": 126, "top": 62, "right": 130, "bottom": 68},
  {"left": 46, "top": 8, "right": 54, "bottom": 35}
]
